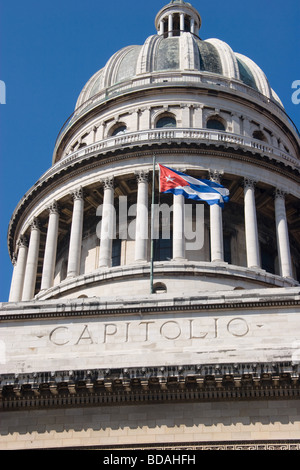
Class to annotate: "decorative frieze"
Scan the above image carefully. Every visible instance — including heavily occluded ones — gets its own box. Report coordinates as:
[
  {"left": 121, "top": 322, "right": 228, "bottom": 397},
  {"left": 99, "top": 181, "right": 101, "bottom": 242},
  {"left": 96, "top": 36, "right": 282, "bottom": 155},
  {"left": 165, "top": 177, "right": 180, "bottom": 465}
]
[{"left": 1, "top": 361, "right": 299, "bottom": 410}]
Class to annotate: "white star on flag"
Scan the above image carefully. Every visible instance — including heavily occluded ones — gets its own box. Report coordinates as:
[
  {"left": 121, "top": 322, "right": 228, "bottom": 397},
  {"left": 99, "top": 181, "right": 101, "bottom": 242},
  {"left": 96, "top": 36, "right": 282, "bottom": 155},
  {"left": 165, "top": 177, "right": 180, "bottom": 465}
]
[{"left": 166, "top": 175, "right": 175, "bottom": 182}]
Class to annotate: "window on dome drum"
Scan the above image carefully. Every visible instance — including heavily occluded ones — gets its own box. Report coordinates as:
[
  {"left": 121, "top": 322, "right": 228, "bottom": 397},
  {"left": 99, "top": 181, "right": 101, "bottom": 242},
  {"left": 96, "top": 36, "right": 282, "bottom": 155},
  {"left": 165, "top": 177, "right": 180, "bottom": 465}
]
[
  {"left": 112, "top": 239, "right": 122, "bottom": 267},
  {"left": 223, "top": 234, "right": 232, "bottom": 264},
  {"left": 252, "top": 130, "right": 267, "bottom": 142},
  {"left": 260, "top": 242, "right": 275, "bottom": 274},
  {"left": 206, "top": 118, "right": 226, "bottom": 131},
  {"left": 111, "top": 125, "right": 127, "bottom": 136},
  {"left": 156, "top": 116, "right": 176, "bottom": 128},
  {"left": 154, "top": 237, "right": 173, "bottom": 261}
]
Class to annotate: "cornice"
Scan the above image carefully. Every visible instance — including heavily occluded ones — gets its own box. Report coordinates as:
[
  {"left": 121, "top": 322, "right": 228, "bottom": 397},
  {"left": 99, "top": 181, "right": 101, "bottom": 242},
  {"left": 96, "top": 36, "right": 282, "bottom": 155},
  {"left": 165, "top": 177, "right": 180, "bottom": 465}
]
[
  {"left": 1, "top": 289, "right": 299, "bottom": 321},
  {"left": 1, "top": 361, "right": 299, "bottom": 411}
]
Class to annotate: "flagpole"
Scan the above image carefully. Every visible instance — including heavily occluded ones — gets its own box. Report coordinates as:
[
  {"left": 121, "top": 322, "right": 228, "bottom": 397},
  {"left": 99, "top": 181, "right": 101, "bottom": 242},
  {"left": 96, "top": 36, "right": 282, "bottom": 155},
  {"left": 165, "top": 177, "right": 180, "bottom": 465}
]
[{"left": 150, "top": 154, "right": 156, "bottom": 294}]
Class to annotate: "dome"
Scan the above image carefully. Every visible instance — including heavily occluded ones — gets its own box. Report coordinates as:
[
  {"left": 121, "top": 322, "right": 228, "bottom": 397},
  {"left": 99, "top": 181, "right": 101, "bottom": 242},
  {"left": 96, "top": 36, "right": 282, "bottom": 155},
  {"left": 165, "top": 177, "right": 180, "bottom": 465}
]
[
  {"left": 7, "top": 0, "right": 300, "bottom": 304},
  {"left": 75, "top": 1, "right": 282, "bottom": 111},
  {"left": 3, "top": 0, "right": 300, "bottom": 449}
]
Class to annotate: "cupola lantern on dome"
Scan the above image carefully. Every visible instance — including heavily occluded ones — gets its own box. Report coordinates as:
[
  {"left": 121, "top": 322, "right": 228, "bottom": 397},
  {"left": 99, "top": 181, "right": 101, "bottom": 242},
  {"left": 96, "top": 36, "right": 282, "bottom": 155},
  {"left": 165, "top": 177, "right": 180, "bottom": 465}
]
[{"left": 155, "top": 0, "right": 201, "bottom": 37}]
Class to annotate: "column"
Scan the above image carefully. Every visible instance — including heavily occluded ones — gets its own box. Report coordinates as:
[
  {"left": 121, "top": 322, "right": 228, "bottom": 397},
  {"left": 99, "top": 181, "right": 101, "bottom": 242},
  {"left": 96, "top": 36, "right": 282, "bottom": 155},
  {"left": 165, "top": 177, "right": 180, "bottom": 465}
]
[
  {"left": 209, "top": 171, "right": 224, "bottom": 262},
  {"left": 8, "top": 236, "right": 28, "bottom": 302},
  {"left": 244, "top": 178, "right": 260, "bottom": 268},
  {"left": 159, "top": 20, "right": 164, "bottom": 36},
  {"left": 99, "top": 177, "right": 115, "bottom": 268},
  {"left": 173, "top": 193, "right": 185, "bottom": 260},
  {"left": 135, "top": 171, "right": 149, "bottom": 262},
  {"left": 22, "top": 218, "right": 40, "bottom": 301},
  {"left": 168, "top": 14, "right": 173, "bottom": 37},
  {"left": 242, "top": 117, "right": 252, "bottom": 138},
  {"left": 231, "top": 113, "right": 240, "bottom": 134},
  {"left": 193, "top": 105, "right": 203, "bottom": 129},
  {"left": 41, "top": 201, "right": 60, "bottom": 290},
  {"left": 180, "top": 13, "right": 185, "bottom": 34},
  {"left": 190, "top": 18, "right": 195, "bottom": 35},
  {"left": 67, "top": 187, "right": 84, "bottom": 278},
  {"left": 274, "top": 189, "right": 293, "bottom": 278}
]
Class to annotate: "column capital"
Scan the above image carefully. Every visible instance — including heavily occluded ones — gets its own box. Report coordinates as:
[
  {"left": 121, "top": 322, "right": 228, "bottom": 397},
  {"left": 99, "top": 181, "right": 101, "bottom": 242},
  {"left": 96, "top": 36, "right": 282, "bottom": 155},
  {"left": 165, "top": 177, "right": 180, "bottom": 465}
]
[
  {"left": 244, "top": 177, "right": 257, "bottom": 189},
  {"left": 17, "top": 235, "right": 28, "bottom": 248},
  {"left": 47, "top": 200, "right": 60, "bottom": 215},
  {"left": 209, "top": 169, "right": 223, "bottom": 184},
  {"left": 30, "top": 217, "right": 40, "bottom": 231},
  {"left": 101, "top": 176, "right": 114, "bottom": 191},
  {"left": 71, "top": 186, "right": 84, "bottom": 201},
  {"left": 12, "top": 253, "right": 17, "bottom": 266},
  {"left": 274, "top": 188, "right": 287, "bottom": 200},
  {"left": 135, "top": 170, "right": 149, "bottom": 184}
]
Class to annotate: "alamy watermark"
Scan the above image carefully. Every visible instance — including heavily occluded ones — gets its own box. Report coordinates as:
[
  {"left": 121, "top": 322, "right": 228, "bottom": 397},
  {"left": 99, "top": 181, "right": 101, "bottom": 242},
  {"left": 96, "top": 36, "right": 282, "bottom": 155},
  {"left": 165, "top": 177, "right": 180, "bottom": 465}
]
[
  {"left": 0, "top": 80, "right": 6, "bottom": 104},
  {"left": 96, "top": 196, "right": 204, "bottom": 250},
  {"left": 291, "top": 80, "right": 300, "bottom": 105}
]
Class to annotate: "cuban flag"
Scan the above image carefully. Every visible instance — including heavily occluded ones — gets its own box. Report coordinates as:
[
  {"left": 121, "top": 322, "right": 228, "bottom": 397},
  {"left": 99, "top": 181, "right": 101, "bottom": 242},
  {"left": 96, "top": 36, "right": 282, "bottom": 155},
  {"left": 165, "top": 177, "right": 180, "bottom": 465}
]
[{"left": 159, "top": 164, "right": 230, "bottom": 208}]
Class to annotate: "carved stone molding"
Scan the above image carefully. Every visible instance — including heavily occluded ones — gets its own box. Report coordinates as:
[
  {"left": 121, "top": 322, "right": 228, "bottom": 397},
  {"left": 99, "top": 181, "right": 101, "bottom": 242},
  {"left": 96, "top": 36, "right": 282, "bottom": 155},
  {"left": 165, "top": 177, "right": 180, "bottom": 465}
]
[
  {"left": 89, "top": 441, "right": 300, "bottom": 451},
  {"left": 47, "top": 200, "right": 60, "bottom": 215},
  {"left": 135, "top": 170, "right": 149, "bottom": 184},
  {"left": 17, "top": 235, "right": 28, "bottom": 248},
  {"left": 274, "top": 188, "right": 287, "bottom": 200},
  {"left": 1, "top": 361, "right": 299, "bottom": 411},
  {"left": 244, "top": 177, "right": 257, "bottom": 189},
  {"left": 30, "top": 217, "right": 40, "bottom": 231},
  {"left": 209, "top": 169, "right": 224, "bottom": 184},
  {"left": 71, "top": 186, "right": 84, "bottom": 201},
  {"left": 101, "top": 176, "right": 114, "bottom": 191}
]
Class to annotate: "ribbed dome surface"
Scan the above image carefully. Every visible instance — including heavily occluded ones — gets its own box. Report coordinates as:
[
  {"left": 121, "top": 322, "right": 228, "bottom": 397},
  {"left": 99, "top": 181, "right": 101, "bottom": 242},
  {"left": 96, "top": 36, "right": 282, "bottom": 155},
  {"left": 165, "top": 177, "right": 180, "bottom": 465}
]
[{"left": 75, "top": 32, "right": 282, "bottom": 110}]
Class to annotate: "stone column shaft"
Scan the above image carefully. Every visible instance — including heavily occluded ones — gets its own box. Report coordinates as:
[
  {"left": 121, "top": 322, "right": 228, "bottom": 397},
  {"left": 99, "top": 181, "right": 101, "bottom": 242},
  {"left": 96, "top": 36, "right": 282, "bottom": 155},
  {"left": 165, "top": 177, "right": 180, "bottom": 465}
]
[
  {"left": 209, "top": 170, "right": 224, "bottom": 262},
  {"left": 168, "top": 14, "right": 173, "bottom": 37},
  {"left": 99, "top": 178, "right": 115, "bottom": 268},
  {"left": 210, "top": 204, "right": 224, "bottom": 262},
  {"left": 190, "top": 18, "right": 195, "bottom": 34},
  {"left": 275, "top": 190, "right": 293, "bottom": 278},
  {"left": 67, "top": 188, "right": 84, "bottom": 278},
  {"left": 8, "top": 236, "right": 28, "bottom": 302},
  {"left": 135, "top": 172, "right": 149, "bottom": 262},
  {"left": 41, "top": 202, "right": 59, "bottom": 290},
  {"left": 22, "top": 219, "right": 40, "bottom": 301},
  {"left": 244, "top": 179, "right": 260, "bottom": 268},
  {"left": 159, "top": 20, "right": 164, "bottom": 35},
  {"left": 173, "top": 193, "right": 185, "bottom": 260},
  {"left": 180, "top": 13, "right": 185, "bottom": 33}
]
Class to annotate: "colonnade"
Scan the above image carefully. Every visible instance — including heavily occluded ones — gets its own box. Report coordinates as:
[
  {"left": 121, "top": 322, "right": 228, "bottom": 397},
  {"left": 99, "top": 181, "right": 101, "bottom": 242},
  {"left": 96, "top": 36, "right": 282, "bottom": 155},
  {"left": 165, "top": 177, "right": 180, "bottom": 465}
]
[
  {"left": 158, "top": 13, "right": 197, "bottom": 37},
  {"left": 8, "top": 172, "right": 295, "bottom": 302}
]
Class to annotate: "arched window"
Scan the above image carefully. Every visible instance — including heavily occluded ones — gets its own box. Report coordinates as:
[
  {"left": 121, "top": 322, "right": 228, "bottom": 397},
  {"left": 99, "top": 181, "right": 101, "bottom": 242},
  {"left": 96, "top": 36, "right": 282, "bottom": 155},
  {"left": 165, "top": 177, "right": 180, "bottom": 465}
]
[
  {"left": 206, "top": 117, "right": 226, "bottom": 131},
  {"left": 111, "top": 124, "right": 127, "bottom": 136},
  {"left": 153, "top": 282, "right": 167, "bottom": 294},
  {"left": 156, "top": 116, "right": 176, "bottom": 129}
]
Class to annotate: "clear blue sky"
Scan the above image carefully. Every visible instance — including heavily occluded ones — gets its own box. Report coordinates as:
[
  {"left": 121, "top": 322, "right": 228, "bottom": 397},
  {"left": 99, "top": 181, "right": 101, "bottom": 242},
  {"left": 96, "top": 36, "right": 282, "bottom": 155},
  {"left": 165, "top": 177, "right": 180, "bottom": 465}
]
[{"left": 0, "top": 0, "right": 299, "bottom": 301}]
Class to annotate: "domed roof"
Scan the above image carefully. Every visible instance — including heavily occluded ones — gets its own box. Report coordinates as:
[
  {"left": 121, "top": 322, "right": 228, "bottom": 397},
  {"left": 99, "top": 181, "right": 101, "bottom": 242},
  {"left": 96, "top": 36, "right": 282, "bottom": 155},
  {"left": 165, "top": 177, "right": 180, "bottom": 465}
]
[{"left": 75, "top": 2, "right": 283, "bottom": 110}]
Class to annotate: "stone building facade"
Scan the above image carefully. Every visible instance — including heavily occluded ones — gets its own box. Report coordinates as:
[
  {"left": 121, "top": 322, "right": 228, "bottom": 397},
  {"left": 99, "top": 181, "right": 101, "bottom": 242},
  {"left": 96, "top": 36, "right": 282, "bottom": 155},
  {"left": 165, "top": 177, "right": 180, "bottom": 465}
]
[{"left": 1, "top": 0, "right": 300, "bottom": 450}]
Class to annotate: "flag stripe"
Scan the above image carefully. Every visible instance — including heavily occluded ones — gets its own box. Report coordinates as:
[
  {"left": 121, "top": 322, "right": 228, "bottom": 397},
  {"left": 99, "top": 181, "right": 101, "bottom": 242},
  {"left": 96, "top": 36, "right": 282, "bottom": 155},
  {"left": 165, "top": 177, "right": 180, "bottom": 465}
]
[{"left": 158, "top": 164, "right": 230, "bottom": 207}]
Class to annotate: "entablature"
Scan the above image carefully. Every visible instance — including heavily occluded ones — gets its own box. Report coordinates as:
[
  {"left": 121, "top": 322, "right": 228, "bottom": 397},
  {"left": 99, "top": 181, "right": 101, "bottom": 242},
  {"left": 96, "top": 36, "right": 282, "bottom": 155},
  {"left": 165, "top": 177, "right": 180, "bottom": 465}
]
[{"left": 1, "top": 361, "right": 299, "bottom": 411}]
